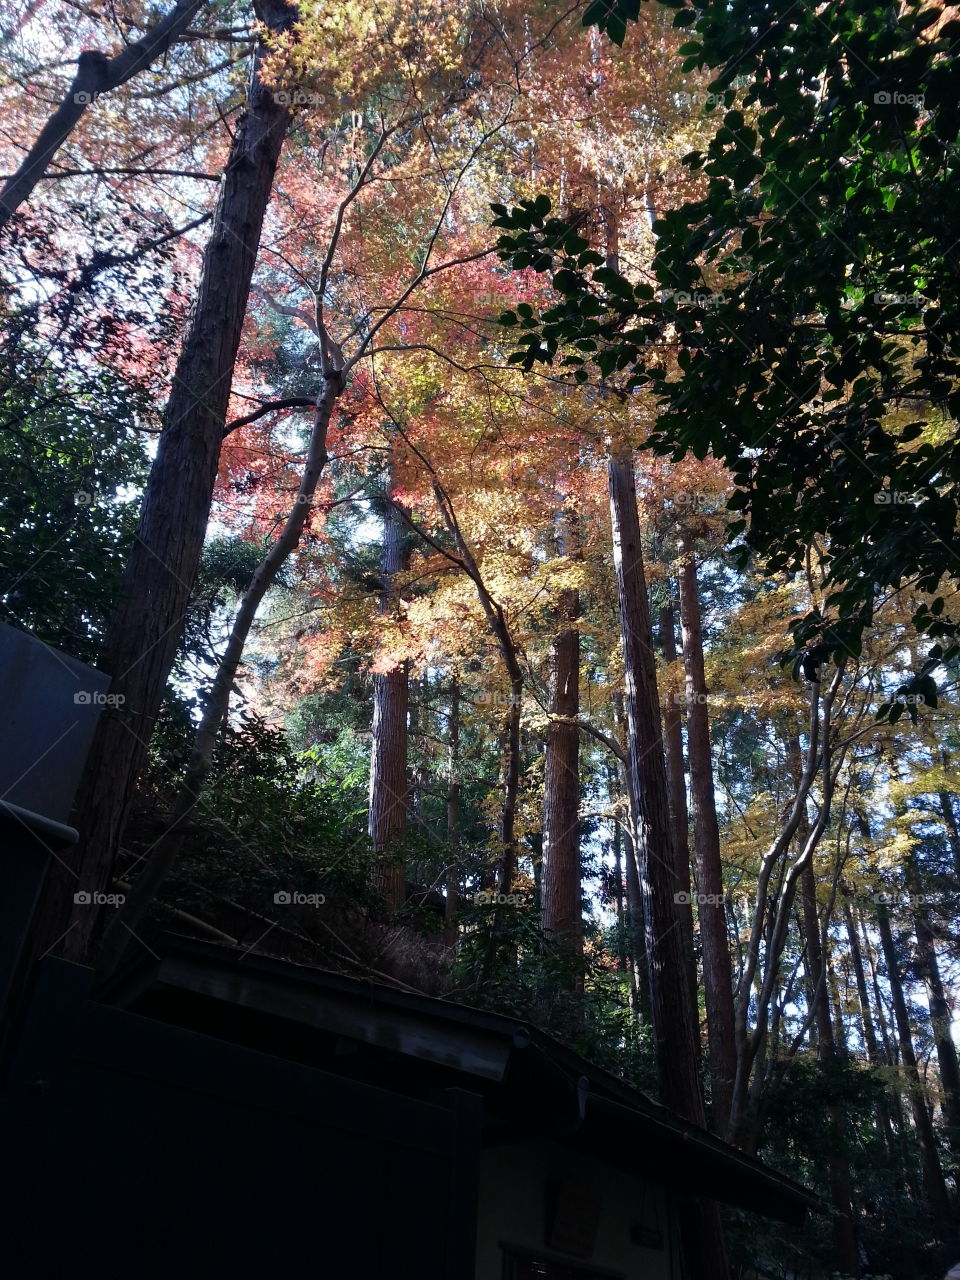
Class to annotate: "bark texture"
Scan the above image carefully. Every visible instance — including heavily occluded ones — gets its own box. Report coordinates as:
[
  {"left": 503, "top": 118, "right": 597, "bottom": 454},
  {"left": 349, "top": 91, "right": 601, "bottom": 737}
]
[
  {"left": 607, "top": 444, "right": 729, "bottom": 1280},
  {"left": 657, "top": 598, "right": 696, "bottom": 1010},
  {"left": 677, "top": 531, "right": 736, "bottom": 1135},
  {"left": 368, "top": 492, "right": 411, "bottom": 910},
  {"left": 30, "top": 1, "right": 296, "bottom": 967},
  {"left": 541, "top": 512, "right": 582, "bottom": 960},
  {"left": 877, "top": 901, "right": 952, "bottom": 1222}
]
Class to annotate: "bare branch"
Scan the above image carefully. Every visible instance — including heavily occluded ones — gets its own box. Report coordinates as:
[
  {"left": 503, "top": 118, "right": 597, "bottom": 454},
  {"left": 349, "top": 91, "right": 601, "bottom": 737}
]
[
  {"left": 0, "top": 0, "right": 209, "bottom": 228},
  {"left": 249, "top": 283, "right": 320, "bottom": 335},
  {"left": 347, "top": 115, "right": 511, "bottom": 365},
  {"left": 30, "top": 166, "right": 222, "bottom": 182},
  {"left": 315, "top": 116, "right": 399, "bottom": 371},
  {"left": 223, "top": 396, "right": 317, "bottom": 438}
]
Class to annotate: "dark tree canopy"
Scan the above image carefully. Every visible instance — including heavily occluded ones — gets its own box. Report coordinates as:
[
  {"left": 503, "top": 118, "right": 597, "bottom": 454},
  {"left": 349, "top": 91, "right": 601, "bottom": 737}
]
[
  {"left": 0, "top": 333, "right": 149, "bottom": 660},
  {"left": 495, "top": 0, "right": 960, "bottom": 718}
]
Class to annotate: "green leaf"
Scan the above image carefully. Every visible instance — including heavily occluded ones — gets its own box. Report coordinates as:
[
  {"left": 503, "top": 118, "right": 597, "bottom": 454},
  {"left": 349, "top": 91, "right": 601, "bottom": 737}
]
[{"left": 607, "top": 13, "right": 628, "bottom": 44}]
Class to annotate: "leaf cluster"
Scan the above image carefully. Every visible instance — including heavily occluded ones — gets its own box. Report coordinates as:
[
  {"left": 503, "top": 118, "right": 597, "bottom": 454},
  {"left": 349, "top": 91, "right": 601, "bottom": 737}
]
[{"left": 494, "top": 0, "right": 960, "bottom": 722}]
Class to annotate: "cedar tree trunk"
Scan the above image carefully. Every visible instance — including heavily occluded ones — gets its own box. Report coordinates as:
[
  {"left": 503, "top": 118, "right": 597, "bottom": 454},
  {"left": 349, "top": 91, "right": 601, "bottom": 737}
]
[
  {"left": 29, "top": 0, "right": 295, "bottom": 967},
  {"left": 677, "top": 531, "right": 736, "bottom": 1134}
]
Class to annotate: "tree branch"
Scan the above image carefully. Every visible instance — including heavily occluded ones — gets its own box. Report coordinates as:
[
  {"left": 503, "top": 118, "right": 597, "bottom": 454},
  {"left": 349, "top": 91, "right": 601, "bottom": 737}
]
[
  {"left": 249, "top": 283, "right": 319, "bottom": 334},
  {"left": 223, "top": 396, "right": 317, "bottom": 437},
  {"left": 0, "top": 0, "right": 209, "bottom": 228}
]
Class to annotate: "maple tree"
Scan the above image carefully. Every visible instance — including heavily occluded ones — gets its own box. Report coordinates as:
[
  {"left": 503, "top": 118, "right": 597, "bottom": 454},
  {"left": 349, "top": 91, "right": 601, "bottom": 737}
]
[
  {"left": 93, "top": 0, "right": 610, "bottom": 975},
  {"left": 5, "top": 1, "right": 960, "bottom": 1274}
]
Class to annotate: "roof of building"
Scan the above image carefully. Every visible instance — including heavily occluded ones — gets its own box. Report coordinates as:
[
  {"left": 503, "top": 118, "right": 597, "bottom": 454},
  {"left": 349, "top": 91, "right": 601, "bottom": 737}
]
[{"left": 110, "top": 932, "right": 820, "bottom": 1226}]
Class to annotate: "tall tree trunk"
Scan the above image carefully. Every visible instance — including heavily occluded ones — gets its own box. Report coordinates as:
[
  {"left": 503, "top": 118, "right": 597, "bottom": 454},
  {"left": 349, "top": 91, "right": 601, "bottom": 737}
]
[
  {"left": 937, "top": 750, "right": 960, "bottom": 878},
  {"left": 368, "top": 491, "right": 411, "bottom": 911},
  {"left": 609, "top": 452, "right": 704, "bottom": 1114},
  {"left": 478, "top": 668, "right": 523, "bottom": 985},
  {"left": 844, "top": 901, "right": 878, "bottom": 1056},
  {"left": 612, "top": 803, "right": 627, "bottom": 972},
  {"left": 657, "top": 597, "right": 697, "bottom": 1013},
  {"left": 607, "top": 443, "right": 729, "bottom": 1280},
  {"left": 905, "top": 855, "right": 960, "bottom": 1157},
  {"left": 863, "top": 906, "right": 921, "bottom": 1208},
  {"left": 408, "top": 672, "right": 424, "bottom": 837},
  {"left": 728, "top": 683, "right": 842, "bottom": 1148},
  {"left": 843, "top": 900, "right": 901, "bottom": 1170},
  {"left": 622, "top": 823, "right": 652, "bottom": 1025},
  {"left": 496, "top": 677, "right": 523, "bottom": 898},
  {"left": 827, "top": 944, "right": 849, "bottom": 1062},
  {"left": 611, "top": 736, "right": 651, "bottom": 1026},
  {"left": 94, "top": 368, "right": 340, "bottom": 981},
  {"left": 800, "top": 865, "right": 831, "bottom": 1049},
  {"left": 876, "top": 900, "right": 953, "bottom": 1222},
  {"left": 541, "top": 509, "right": 582, "bottom": 994},
  {"left": 28, "top": 0, "right": 296, "bottom": 967},
  {"left": 444, "top": 675, "right": 461, "bottom": 949},
  {"left": 800, "top": 864, "right": 859, "bottom": 1274},
  {"left": 677, "top": 529, "right": 737, "bottom": 1136},
  {"left": 861, "top": 907, "right": 896, "bottom": 1065}
]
